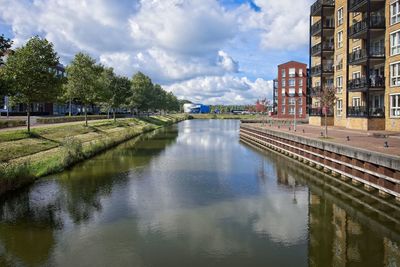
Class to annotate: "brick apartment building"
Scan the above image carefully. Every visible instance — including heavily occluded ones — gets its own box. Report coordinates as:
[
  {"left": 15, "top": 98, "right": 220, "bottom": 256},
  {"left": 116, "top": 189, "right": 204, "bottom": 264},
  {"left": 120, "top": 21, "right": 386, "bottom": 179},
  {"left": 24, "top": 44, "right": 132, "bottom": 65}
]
[
  {"left": 273, "top": 61, "right": 308, "bottom": 119},
  {"left": 309, "top": 0, "right": 400, "bottom": 131}
]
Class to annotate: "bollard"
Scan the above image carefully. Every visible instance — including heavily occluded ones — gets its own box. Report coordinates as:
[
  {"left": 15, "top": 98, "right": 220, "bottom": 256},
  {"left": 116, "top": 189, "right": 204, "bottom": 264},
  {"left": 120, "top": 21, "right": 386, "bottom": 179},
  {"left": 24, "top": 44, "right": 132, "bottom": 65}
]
[
  {"left": 384, "top": 141, "right": 389, "bottom": 148},
  {"left": 347, "top": 136, "right": 350, "bottom": 141}
]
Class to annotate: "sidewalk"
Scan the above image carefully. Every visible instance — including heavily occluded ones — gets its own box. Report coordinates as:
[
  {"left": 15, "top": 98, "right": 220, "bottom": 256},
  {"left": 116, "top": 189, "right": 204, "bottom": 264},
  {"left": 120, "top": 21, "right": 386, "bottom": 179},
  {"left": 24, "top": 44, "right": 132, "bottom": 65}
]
[{"left": 248, "top": 123, "right": 400, "bottom": 157}]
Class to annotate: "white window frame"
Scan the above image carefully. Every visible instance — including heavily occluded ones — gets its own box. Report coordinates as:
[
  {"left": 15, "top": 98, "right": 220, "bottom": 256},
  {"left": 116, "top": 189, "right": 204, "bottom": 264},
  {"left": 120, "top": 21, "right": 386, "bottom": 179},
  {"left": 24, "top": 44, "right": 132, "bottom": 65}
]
[
  {"left": 391, "top": 30, "right": 400, "bottom": 56},
  {"left": 289, "top": 78, "right": 295, "bottom": 87},
  {"left": 289, "top": 68, "right": 296, "bottom": 77},
  {"left": 298, "top": 79, "right": 303, "bottom": 86},
  {"left": 281, "top": 69, "right": 286, "bottom": 78},
  {"left": 337, "top": 31, "right": 343, "bottom": 48},
  {"left": 352, "top": 97, "right": 361, "bottom": 107},
  {"left": 282, "top": 79, "right": 286, "bottom": 87},
  {"left": 390, "top": 61, "right": 400, "bottom": 87},
  {"left": 281, "top": 88, "right": 286, "bottom": 95},
  {"left": 337, "top": 7, "right": 343, "bottom": 26},
  {"left": 391, "top": 1, "right": 400, "bottom": 25},
  {"left": 336, "top": 76, "right": 343, "bottom": 93},
  {"left": 289, "top": 106, "right": 295, "bottom": 115},
  {"left": 337, "top": 99, "right": 343, "bottom": 116},
  {"left": 390, "top": 93, "right": 400, "bottom": 117},
  {"left": 298, "top": 69, "right": 303, "bottom": 77}
]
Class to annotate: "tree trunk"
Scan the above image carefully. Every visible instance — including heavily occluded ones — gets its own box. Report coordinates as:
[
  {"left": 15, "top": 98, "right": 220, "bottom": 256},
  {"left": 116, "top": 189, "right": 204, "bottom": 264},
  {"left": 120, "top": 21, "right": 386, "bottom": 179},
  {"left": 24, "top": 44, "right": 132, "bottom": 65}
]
[
  {"left": 324, "top": 109, "right": 328, "bottom": 138},
  {"left": 85, "top": 106, "right": 88, "bottom": 127},
  {"left": 113, "top": 109, "right": 116, "bottom": 123},
  {"left": 27, "top": 103, "right": 31, "bottom": 133},
  {"left": 69, "top": 98, "right": 72, "bottom": 117}
]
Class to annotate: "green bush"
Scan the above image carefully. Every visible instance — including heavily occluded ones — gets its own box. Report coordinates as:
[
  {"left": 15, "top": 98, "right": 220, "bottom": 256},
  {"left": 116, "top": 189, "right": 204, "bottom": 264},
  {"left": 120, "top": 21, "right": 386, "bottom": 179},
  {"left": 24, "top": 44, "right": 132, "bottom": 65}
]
[
  {"left": 0, "top": 119, "right": 26, "bottom": 129},
  {"left": 62, "top": 137, "right": 84, "bottom": 166}
]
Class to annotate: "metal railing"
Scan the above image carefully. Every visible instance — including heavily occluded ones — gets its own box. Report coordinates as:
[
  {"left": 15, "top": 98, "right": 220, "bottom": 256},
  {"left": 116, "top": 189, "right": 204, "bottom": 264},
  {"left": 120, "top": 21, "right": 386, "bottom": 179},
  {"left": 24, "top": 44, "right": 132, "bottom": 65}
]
[
  {"left": 309, "top": 107, "right": 334, "bottom": 117},
  {"left": 347, "top": 76, "right": 385, "bottom": 90},
  {"left": 347, "top": 106, "right": 368, "bottom": 117},
  {"left": 311, "top": 0, "right": 335, "bottom": 15},
  {"left": 349, "top": 15, "right": 385, "bottom": 37},
  {"left": 348, "top": 47, "right": 385, "bottom": 64}
]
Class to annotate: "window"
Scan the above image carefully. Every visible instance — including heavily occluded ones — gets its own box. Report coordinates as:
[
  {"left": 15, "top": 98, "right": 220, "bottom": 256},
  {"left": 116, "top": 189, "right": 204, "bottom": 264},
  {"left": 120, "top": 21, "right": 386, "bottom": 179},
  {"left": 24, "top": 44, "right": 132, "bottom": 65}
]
[
  {"left": 390, "top": 94, "right": 400, "bottom": 117},
  {"left": 298, "top": 107, "right": 303, "bottom": 115},
  {"left": 289, "top": 79, "right": 295, "bottom": 86},
  {"left": 298, "top": 98, "right": 303, "bottom": 105},
  {"left": 337, "top": 31, "right": 343, "bottom": 48},
  {"left": 282, "top": 79, "right": 286, "bottom": 87},
  {"left": 282, "top": 106, "right": 286, "bottom": 114},
  {"left": 289, "top": 88, "right": 296, "bottom": 96},
  {"left": 282, "top": 98, "right": 286, "bottom": 105},
  {"left": 336, "top": 76, "right": 343, "bottom": 93},
  {"left": 281, "top": 88, "right": 286, "bottom": 95},
  {"left": 390, "top": 62, "right": 400, "bottom": 87},
  {"left": 337, "top": 99, "right": 343, "bottom": 116},
  {"left": 289, "top": 68, "right": 296, "bottom": 77},
  {"left": 391, "top": 1, "right": 400, "bottom": 25},
  {"left": 352, "top": 71, "right": 361, "bottom": 80},
  {"left": 299, "top": 69, "right": 303, "bottom": 77},
  {"left": 289, "top": 106, "right": 295, "bottom": 115},
  {"left": 289, "top": 98, "right": 295, "bottom": 105},
  {"left": 337, "top": 7, "right": 343, "bottom": 26},
  {"left": 391, "top": 31, "right": 400, "bottom": 55},
  {"left": 352, "top": 97, "right": 361, "bottom": 107},
  {"left": 281, "top": 69, "right": 286, "bottom": 78},
  {"left": 298, "top": 87, "right": 303, "bottom": 95},
  {"left": 298, "top": 79, "right": 303, "bottom": 86}
]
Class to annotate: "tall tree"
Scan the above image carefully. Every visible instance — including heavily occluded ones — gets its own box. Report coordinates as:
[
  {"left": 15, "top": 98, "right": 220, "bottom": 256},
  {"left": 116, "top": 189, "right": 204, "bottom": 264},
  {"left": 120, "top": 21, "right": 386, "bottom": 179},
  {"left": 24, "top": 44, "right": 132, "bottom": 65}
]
[
  {"left": 64, "top": 53, "right": 102, "bottom": 126},
  {"left": 130, "top": 72, "right": 154, "bottom": 115},
  {"left": 2, "top": 36, "right": 63, "bottom": 132},
  {"left": 105, "top": 75, "right": 131, "bottom": 122},
  {"left": 0, "top": 34, "right": 12, "bottom": 66},
  {"left": 317, "top": 86, "right": 337, "bottom": 138}
]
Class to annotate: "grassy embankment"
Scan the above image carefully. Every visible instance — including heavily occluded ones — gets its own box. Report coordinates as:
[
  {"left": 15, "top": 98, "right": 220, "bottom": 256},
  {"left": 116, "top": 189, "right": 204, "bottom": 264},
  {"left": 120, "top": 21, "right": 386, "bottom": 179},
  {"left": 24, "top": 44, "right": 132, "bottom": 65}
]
[
  {"left": 190, "top": 114, "right": 259, "bottom": 120},
  {"left": 0, "top": 114, "right": 187, "bottom": 195}
]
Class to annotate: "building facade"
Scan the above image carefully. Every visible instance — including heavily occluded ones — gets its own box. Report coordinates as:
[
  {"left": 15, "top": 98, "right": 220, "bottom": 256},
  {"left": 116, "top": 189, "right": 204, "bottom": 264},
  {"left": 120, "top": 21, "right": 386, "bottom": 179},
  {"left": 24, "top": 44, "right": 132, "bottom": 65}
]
[
  {"left": 309, "top": 0, "right": 400, "bottom": 131},
  {"left": 274, "top": 61, "right": 308, "bottom": 119}
]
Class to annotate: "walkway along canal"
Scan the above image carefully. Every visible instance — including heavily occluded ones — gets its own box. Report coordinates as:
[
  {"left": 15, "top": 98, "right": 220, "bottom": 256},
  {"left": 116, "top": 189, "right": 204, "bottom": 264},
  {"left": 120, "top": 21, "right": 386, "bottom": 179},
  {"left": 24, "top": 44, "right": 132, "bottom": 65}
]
[{"left": 0, "top": 120, "right": 399, "bottom": 266}]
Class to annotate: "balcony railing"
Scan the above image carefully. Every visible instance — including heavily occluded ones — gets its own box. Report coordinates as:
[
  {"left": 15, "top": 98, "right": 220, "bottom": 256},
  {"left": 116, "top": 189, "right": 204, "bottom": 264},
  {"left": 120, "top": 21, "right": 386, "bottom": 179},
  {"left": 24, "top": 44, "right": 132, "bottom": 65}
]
[
  {"left": 349, "top": 0, "right": 384, "bottom": 12},
  {"left": 349, "top": 15, "right": 385, "bottom": 37},
  {"left": 311, "top": 62, "right": 334, "bottom": 76},
  {"left": 348, "top": 47, "right": 385, "bottom": 64},
  {"left": 311, "top": 0, "right": 335, "bottom": 15},
  {"left": 311, "top": 19, "right": 334, "bottom": 36},
  {"left": 311, "top": 41, "right": 334, "bottom": 56},
  {"left": 369, "top": 107, "right": 385, "bottom": 118},
  {"left": 347, "top": 76, "right": 385, "bottom": 90},
  {"left": 309, "top": 107, "right": 334, "bottom": 117},
  {"left": 348, "top": 106, "right": 368, "bottom": 117}
]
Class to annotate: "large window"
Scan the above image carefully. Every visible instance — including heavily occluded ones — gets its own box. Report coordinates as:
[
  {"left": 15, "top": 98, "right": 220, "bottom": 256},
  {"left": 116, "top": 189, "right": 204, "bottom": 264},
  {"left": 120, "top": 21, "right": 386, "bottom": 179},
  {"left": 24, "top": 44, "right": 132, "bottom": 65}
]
[
  {"left": 336, "top": 76, "right": 343, "bottom": 93},
  {"left": 282, "top": 79, "right": 286, "bottom": 87},
  {"left": 298, "top": 79, "right": 303, "bottom": 86},
  {"left": 298, "top": 69, "right": 303, "bottom": 77},
  {"left": 391, "top": 1, "right": 400, "bottom": 25},
  {"left": 391, "top": 31, "right": 400, "bottom": 55},
  {"left": 390, "top": 62, "right": 400, "bottom": 87},
  {"left": 289, "top": 79, "right": 295, "bottom": 87},
  {"left": 337, "top": 7, "right": 343, "bottom": 26},
  {"left": 337, "top": 99, "right": 343, "bottom": 116},
  {"left": 390, "top": 94, "right": 400, "bottom": 117},
  {"left": 337, "top": 31, "right": 343, "bottom": 48},
  {"left": 289, "top": 68, "right": 296, "bottom": 77},
  {"left": 281, "top": 69, "right": 286, "bottom": 78},
  {"left": 289, "top": 98, "right": 295, "bottom": 105},
  {"left": 289, "top": 106, "right": 295, "bottom": 115}
]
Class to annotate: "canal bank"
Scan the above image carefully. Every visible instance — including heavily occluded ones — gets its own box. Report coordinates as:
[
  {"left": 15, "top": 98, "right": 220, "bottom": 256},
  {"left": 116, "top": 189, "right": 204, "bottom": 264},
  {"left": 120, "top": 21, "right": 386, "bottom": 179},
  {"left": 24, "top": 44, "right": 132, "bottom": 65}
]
[
  {"left": 240, "top": 123, "right": 400, "bottom": 201},
  {"left": 0, "top": 114, "right": 188, "bottom": 196}
]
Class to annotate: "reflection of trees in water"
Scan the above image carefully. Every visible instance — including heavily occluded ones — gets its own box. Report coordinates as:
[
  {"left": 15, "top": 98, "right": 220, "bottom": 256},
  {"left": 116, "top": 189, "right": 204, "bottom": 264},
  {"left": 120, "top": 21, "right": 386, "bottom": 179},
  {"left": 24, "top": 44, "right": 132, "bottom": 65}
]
[{"left": 0, "top": 125, "right": 179, "bottom": 266}]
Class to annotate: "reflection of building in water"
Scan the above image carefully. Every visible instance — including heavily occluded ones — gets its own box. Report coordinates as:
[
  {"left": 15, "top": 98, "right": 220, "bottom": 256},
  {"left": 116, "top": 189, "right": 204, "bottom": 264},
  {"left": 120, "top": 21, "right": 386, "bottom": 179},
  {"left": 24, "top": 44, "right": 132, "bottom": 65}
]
[{"left": 308, "top": 193, "right": 400, "bottom": 267}]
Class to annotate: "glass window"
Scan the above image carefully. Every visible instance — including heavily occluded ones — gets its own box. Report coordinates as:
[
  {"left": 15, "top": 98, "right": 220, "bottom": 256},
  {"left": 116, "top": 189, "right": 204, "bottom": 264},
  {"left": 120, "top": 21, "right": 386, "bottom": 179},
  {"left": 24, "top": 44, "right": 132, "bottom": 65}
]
[
  {"left": 391, "top": 1, "right": 400, "bottom": 25},
  {"left": 390, "top": 62, "right": 400, "bottom": 87},
  {"left": 289, "top": 68, "right": 296, "bottom": 77},
  {"left": 298, "top": 107, "right": 303, "bottom": 115},
  {"left": 289, "top": 106, "right": 295, "bottom": 115},
  {"left": 281, "top": 69, "right": 286, "bottom": 78},
  {"left": 289, "top": 79, "right": 295, "bottom": 86},
  {"left": 337, "top": 7, "right": 343, "bottom": 26},
  {"left": 390, "top": 94, "right": 400, "bottom": 117},
  {"left": 289, "top": 98, "right": 295, "bottom": 105},
  {"left": 391, "top": 31, "right": 400, "bottom": 55},
  {"left": 298, "top": 79, "right": 303, "bottom": 86},
  {"left": 298, "top": 69, "right": 303, "bottom": 77},
  {"left": 281, "top": 88, "right": 286, "bottom": 95},
  {"left": 336, "top": 76, "right": 343, "bottom": 93},
  {"left": 337, "top": 99, "right": 343, "bottom": 116},
  {"left": 337, "top": 31, "right": 343, "bottom": 48},
  {"left": 282, "top": 79, "right": 286, "bottom": 87}
]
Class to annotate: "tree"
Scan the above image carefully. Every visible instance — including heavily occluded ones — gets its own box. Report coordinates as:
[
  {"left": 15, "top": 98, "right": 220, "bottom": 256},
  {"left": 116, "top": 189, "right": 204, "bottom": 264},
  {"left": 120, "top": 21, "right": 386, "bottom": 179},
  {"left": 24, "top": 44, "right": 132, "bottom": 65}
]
[
  {"left": 318, "top": 86, "right": 337, "bottom": 138},
  {"left": 106, "top": 75, "right": 131, "bottom": 122},
  {"left": 64, "top": 53, "right": 103, "bottom": 126},
  {"left": 130, "top": 72, "right": 154, "bottom": 115},
  {"left": 2, "top": 36, "right": 63, "bottom": 132},
  {"left": 0, "top": 34, "right": 12, "bottom": 66}
]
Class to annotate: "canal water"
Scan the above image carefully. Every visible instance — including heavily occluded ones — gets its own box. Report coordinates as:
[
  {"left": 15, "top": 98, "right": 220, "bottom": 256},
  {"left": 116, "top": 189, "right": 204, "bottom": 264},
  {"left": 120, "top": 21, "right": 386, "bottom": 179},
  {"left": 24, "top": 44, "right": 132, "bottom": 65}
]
[{"left": 0, "top": 120, "right": 399, "bottom": 267}]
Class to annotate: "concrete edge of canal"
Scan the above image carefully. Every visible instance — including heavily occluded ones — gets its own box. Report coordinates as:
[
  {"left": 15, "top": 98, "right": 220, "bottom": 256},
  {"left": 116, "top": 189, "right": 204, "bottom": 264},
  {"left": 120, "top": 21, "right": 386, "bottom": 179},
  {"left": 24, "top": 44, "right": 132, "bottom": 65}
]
[{"left": 239, "top": 123, "right": 400, "bottom": 203}]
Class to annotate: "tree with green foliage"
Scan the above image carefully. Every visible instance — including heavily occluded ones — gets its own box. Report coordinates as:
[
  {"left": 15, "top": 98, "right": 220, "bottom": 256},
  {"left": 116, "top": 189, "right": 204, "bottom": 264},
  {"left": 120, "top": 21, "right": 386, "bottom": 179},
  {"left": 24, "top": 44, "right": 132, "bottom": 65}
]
[
  {"left": 2, "top": 36, "right": 63, "bottom": 132},
  {"left": 105, "top": 75, "right": 131, "bottom": 122},
  {"left": 64, "top": 53, "right": 103, "bottom": 126},
  {"left": 317, "top": 86, "right": 337, "bottom": 138},
  {"left": 0, "top": 34, "right": 12, "bottom": 66},
  {"left": 130, "top": 72, "right": 154, "bottom": 115}
]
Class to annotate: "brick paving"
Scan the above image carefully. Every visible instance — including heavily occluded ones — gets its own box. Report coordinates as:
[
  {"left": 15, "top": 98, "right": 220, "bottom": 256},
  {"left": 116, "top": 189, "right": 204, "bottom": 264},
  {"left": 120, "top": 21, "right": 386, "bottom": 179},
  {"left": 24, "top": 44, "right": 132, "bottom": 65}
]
[{"left": 247, "top": 122, "right": 400, "bottom": 158}]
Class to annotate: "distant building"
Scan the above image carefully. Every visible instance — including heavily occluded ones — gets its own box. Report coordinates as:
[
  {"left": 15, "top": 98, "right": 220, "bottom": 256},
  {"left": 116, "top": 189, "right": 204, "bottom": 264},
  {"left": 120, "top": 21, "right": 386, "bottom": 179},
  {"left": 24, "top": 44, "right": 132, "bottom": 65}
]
[
  {"left": 183, "top": 103, "right": 210, "bottom": 114},
  {"left": 274, "top": 61, "right": 308, "bottom": 119}
]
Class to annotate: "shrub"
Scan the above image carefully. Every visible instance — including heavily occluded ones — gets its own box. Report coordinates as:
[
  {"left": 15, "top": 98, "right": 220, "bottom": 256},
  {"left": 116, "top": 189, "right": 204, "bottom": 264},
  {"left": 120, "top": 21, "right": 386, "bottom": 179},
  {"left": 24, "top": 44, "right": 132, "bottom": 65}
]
[
  {"left": 62, "top": 137, "right": 84, "bottom": 166},
  {"left": 0, "top": 119, "right": 26, "bottom": 129}
]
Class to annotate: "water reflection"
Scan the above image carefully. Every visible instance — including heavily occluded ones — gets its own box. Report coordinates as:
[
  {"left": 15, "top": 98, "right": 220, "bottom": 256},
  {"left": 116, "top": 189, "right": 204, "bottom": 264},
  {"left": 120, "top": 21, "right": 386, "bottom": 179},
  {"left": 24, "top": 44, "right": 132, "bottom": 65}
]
[{"left": 0, "top": 120, "right": 399, "bottom": 267}]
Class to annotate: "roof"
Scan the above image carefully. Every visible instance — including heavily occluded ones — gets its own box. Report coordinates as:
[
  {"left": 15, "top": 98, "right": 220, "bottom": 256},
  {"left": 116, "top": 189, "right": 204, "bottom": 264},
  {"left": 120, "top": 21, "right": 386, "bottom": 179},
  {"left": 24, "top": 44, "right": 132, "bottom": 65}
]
[{"left": 277, "top": 60, "right": 307, "bottom": 67}]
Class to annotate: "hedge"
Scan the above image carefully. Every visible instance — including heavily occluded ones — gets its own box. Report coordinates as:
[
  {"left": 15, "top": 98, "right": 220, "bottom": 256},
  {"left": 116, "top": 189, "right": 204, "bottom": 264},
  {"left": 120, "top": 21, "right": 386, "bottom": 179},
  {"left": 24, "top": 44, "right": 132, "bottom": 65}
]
[
  {"left": 0, "top": 119, "right": 26, "bottom": 129},
  {"left": 36, "top": 115, "right": 125, "bottom": 124}
]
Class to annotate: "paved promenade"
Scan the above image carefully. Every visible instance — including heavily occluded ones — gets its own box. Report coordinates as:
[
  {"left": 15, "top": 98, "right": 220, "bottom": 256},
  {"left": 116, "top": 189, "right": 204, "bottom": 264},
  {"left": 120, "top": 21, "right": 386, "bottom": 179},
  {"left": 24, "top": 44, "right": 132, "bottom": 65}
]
[{"left": 247, "top": 123, "right": 400, "bottom": 157}]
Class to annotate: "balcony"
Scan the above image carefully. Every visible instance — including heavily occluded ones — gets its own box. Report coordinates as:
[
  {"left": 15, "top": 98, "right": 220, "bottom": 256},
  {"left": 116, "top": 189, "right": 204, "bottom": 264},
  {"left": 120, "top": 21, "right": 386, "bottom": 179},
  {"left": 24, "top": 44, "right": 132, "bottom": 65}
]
[
  {"left": 347, "top": 76, "right": 385, "bottom": 91},
  {"left": 349, "top": 0, "right": 385, "bottom": 13},
  {"left": 347, "top": 106, "right": 368, "bottom": 117},
  {"left": 311, "top": 19, "right": 335, "bottom": 36},
  {"left": 310, "top": 62, "right": 334, "bottom": 77},
  {"left": 311, "top": 41, "right": 334, "bottom": 56},
  {"left": 348, "top": 47, "right": 385, "bottom": 65},
  {"left": 311, "top": 0, "right": 335, "bottom": 16},
  {"left": 310, "top": 86, "right": 321, "bottom": 97},
  {"left": 309, "top": 107, "right": 334, "bottom": 117},
  {"left": 348, "top": 15, "right": 385, "bottom": 39}
]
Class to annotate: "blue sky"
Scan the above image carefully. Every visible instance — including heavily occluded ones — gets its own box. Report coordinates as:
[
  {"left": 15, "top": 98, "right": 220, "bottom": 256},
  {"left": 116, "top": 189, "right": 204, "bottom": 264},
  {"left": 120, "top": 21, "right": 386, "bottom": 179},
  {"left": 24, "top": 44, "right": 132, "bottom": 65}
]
[{"left": 0, "top": 0, "right": 311, "bottom": 104}]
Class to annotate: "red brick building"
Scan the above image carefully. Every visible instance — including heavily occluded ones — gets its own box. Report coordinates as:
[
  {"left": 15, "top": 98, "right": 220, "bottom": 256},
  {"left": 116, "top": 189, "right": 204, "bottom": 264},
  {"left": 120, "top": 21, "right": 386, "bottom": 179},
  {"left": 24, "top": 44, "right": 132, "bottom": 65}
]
[{"left": 274, "top": 61, "right": 308, "bottom": 119}]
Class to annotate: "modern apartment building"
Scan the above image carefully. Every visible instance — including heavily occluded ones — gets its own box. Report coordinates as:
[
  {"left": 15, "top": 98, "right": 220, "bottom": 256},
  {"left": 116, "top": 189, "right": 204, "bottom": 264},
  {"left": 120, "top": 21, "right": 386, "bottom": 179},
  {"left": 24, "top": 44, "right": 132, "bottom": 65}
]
[
  {"left": 273, "top": 61, "right": 308, "bottom": 119},
  {"left": 309, "top": 0, "right": 399, "bottom": 130}
]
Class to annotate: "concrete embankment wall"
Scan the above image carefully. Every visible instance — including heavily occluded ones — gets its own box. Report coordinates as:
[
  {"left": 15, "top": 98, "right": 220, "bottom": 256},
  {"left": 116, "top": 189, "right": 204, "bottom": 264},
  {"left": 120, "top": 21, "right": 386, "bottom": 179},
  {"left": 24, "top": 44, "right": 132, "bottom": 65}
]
[{"left": 240, "top": 124, "right": 400, "bottom": 200}]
